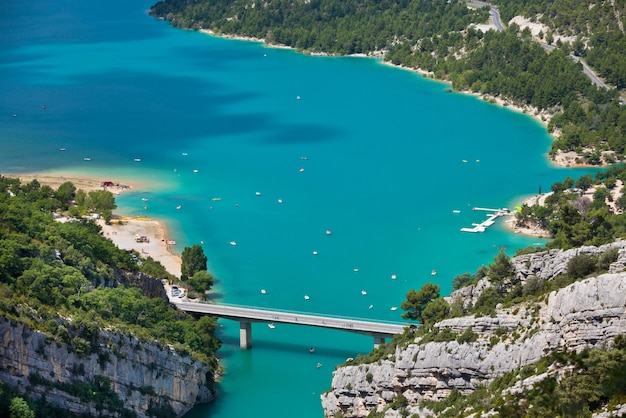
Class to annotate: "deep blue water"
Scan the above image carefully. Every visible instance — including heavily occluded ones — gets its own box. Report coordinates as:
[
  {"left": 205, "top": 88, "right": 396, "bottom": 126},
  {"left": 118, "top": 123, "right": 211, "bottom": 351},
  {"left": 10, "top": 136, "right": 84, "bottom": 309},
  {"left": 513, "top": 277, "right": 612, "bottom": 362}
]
[{"left": 0, "top": 1, "right": 593, "bottom": 416}]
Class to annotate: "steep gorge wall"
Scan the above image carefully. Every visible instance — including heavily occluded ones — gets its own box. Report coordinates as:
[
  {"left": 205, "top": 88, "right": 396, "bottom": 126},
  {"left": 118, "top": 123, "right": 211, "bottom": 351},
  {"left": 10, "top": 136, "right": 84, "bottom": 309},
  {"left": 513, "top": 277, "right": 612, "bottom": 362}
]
[
  {"left": 0, "top": 317, "right": 214, "bottom": 417},
  {"left": 321, "top": 271, "right": 626, "bottom": 417}
]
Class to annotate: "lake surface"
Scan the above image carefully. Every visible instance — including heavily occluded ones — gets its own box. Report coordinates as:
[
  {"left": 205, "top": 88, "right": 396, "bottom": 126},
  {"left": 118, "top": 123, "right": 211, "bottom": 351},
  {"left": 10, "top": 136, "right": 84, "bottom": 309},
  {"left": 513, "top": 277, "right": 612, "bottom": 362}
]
[{"left": 0, "top": 0, "right": 589, "bottom": 416}]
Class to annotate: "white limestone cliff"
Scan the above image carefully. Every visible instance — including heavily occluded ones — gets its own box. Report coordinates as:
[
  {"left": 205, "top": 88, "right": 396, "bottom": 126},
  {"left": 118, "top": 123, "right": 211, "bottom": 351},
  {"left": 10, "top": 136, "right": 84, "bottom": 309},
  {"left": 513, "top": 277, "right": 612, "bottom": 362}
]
[
  {"left": 321, "top": 249, "right": 626, "bottom": 417},
  {"left": 0, "top": 318, "right": 215, "bottom": 417}
]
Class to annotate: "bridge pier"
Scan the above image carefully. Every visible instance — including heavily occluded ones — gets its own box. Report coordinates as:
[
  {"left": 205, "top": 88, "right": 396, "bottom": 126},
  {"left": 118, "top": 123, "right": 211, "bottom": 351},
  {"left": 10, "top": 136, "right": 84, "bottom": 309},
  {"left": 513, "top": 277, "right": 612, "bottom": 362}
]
[
  {"left": 240, "top": 321, "right": 252, "bottom": 349},
  {"left": 373, "top": 335, "right": 386, "bottom": 348}
]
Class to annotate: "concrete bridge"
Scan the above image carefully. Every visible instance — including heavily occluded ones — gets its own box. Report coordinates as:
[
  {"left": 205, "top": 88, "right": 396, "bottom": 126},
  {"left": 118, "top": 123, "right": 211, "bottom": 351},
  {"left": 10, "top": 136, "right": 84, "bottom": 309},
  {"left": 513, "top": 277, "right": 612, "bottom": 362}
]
[{"left": 173, "top": 301, "right": 408, "bottom": 349}]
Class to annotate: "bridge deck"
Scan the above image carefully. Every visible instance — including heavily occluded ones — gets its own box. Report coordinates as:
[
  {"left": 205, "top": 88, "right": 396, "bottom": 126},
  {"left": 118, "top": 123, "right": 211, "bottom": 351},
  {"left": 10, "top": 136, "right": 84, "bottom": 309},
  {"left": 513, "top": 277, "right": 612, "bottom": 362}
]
[{"left": 174, "top": 301, "right": 407, "bottom": 337}]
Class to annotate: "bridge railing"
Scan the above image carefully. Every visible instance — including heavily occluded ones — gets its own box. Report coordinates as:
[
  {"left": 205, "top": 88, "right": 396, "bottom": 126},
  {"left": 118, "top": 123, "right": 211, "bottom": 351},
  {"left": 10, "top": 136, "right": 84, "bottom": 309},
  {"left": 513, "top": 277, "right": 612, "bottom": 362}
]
[{"left": 181, "top": 300, "right": 410, "bottom": 327}]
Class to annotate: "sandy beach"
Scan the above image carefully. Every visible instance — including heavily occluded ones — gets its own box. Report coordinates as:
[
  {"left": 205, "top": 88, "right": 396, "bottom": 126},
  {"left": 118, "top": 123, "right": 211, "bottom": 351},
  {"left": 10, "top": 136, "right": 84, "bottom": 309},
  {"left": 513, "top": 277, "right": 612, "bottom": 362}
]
[
  {"left": 5, "top": 171, "right": 183, "bottom": 278},
  {"left": 98, "top": 218, "right": 182, "bottom": 278},
  {"left": 5, "top": 172, "right": 136, "bottom": 195}
]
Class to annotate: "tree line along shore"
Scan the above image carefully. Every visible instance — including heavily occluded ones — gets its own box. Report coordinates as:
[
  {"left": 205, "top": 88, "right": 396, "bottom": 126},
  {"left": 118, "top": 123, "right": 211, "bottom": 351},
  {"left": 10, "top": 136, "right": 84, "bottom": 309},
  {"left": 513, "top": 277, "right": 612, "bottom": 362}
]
[{"left": 150, "top": 0, "right": 626, "bottom": 167}]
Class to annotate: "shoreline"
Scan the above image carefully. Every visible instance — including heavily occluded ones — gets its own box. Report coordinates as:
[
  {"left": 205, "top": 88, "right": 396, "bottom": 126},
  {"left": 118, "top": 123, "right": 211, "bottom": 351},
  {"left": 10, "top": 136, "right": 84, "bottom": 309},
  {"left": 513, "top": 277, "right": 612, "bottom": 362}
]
[
  {"left": 4, "top": 172, "right": 138, "bottom": 195},
  {"left": 196, "top": 28, "right": 614, "bottom": 169},
  {"left": 504, "top": 192, "right": 553, "bottom": 238},
  {"left": 5, "top": 171, "right": 183, "bottom": 278}
]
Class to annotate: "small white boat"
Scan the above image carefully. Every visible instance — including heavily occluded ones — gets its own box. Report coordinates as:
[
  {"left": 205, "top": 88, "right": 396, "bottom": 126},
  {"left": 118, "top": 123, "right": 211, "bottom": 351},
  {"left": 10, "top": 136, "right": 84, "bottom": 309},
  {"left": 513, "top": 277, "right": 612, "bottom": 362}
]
[
  {"left": 300, "top": 156, "right": 308, "bottom": 160},
  {"left": 304, "top": 295, "right": 310, "bottom": 300},
  {"left": 268, "top": 323, "right": 275, "bottom": 329},
  {"left": 391, "top": 274, "right": 397, "bottom": 280},
  {"left": 391, "top": 306, "right": 397, "bottom": 311},
  {"left": 431, "top": 269, "right": 437, "bottom": 276},
  {"left": 452, "top": 209, "right": 461, "bottom": 214},
  {"left": 312, "top": 250, "right": 318, "bottom": 255},
  {"left": 193, "top": 169, "right": 199, "bottom": 173},
  {"left": 255, "top": 191, "right": 261, "bottom": 196},
  {"left": 182, "top": 152, "right": 188, "bottom": 156},
  {"left": 361, "top": 290, "right": 367, "bottom": 295},
  {"left": 368, "top": 304, "right": 374, "bottom": 309},
  {"left": 261, "top": 289, "right": 267, "bottom": 294},
  {"left": 325, "top": 229, "right": 332, "bottom": 235},
  {"left": 176, "top": 205, "right": 182, "bottom": 210},
  {"left": 229, "top": 241, "right": 237, "bottom": 246},
  {"left": 134, "top": 158, "right": 141, "bottom": 162},
  {"left": 277, "top": 198, "right": 283, "bottom": 204},
  {"left": 353, "top": 268, "right": 359, "bottom": 272},
  {"left": 297, "top": 95, "right": 301, "bottom": 101},
  {"left": 59, "top": 148, "right": 66, "bottom": 151},
  {"left": 299, "top": 168, "right": 305, "bottom": 172},
  {"left": 141, "top": 197, "right": 148, "bottom": 202},
  {"left": 83, "top": 157, "right": 91, "bottom": 161}
]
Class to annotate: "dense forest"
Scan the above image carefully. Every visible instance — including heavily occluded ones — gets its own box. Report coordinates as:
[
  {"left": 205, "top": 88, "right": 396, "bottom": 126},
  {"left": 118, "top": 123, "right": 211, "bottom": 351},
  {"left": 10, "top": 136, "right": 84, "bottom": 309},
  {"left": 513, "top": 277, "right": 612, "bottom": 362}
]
[
  {"left": 149, "top": 0, "right": 626, "bottom": 164},
  {"left": 0, "top": 176, "right": 221, "bottom": 417}
]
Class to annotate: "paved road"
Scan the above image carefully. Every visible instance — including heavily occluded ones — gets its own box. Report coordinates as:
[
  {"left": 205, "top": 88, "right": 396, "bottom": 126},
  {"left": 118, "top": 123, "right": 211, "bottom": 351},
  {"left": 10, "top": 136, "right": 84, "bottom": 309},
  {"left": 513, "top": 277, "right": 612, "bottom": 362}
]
[
  {"left": 467, "top": 0, "right": 504, "bottom": 31},
  {"left": 570, "top": 55, "right": 611, "bottom": 90},
  {"left": 467, "top": 0, "right": 613, "bottom": 92},
  {"left": 175, "top": 301, "right": 408, "bottom": 337},
  {"left": 539, "top": 42, "right": 610, "bottom": 90}
]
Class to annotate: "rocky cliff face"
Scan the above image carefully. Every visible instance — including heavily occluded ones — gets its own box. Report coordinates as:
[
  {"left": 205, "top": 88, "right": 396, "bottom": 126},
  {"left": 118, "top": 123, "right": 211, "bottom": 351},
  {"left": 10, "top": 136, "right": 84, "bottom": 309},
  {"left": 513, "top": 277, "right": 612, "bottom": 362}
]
[
  {"left": 115, "top": 268, "right": 169, "bottom": 300},
  {"left": 321, "top": 246, "right": 626, "bottom": 417},
  {"left": 0, "top": 317, "right": 214, "bottom": 417},
  {"left": 448, "top": 239, "right": 626, "bottom": 309}
]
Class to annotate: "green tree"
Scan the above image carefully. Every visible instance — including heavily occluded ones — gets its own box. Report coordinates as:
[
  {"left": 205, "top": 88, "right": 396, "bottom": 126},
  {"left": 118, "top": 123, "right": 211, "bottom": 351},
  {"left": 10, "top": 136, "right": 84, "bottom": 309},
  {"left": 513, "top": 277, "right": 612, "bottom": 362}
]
[
  {"left": 452, "top": 272, "right": 472, "bottom": 290},
  {"left": 187, "top": 270, "right": 214, "bottom": 298},
  {"left": 181, "top": 244, "right": 207, "bottom": 280},
  {"left": 54, "top": 181, "right": 77, "bottom": 209},
  {"left": 421, "top": 297, "right": 450, "bottom": 326},
  {"left": 9, "top": 397, "right": 34, "bottom": 418},
  {"left": 575, "top": 174, "right": 594, "bottom": 192},
  {"left": 487, "top": 248, "right": 515, "bottom": 298},
  {"left": 84, "top": 190, "right": 116, "bottom": 216},
  {"left": 401, "top": 282, "right": 440, "bottom": 323}
]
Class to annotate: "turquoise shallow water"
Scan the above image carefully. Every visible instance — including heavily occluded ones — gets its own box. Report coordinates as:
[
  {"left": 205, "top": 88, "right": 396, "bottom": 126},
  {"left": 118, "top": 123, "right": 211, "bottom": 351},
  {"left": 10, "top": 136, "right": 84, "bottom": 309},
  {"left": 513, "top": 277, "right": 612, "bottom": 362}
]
[{"left": 0, "top": 1, "right": 593, "bottom": 416}]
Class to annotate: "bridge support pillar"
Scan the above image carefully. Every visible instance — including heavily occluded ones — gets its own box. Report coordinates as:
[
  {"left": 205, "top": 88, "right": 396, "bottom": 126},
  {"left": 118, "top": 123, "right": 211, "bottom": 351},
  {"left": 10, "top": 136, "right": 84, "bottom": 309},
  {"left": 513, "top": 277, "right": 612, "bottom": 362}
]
[
  {"left": 373, "top": 336, "right": 386, "bottom": 348},
  {"left": 240, "top": 321, "right": 252, "bottom": 349}
]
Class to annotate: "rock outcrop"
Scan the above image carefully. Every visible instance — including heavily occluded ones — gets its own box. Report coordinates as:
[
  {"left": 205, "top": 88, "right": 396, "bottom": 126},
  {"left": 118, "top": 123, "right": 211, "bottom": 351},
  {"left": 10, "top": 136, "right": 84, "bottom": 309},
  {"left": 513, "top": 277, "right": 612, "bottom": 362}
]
[
  {"left": 0, "top": 317, "right": 214, "bottom": 417},
  {"left": 115, "top": 268, "right": 169, "bottom": 300},
  {"left": 447, "top": 239, "right": 626, "bottom": 309},
  {"left": 321, "top": 271, "right": 626, "bottom": 417}
]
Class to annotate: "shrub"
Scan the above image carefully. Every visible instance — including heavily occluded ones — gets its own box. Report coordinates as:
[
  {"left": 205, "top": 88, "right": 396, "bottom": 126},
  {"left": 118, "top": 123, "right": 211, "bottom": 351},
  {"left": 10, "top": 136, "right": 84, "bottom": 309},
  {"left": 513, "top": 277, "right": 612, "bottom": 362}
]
[
  {"left": 457, "top": 327, "right": 478, "bottom": 344},
  {"left": 597, "top": 248, "right": 619, "bottom": 272},
  {"left": 567, "top": 253, "right": 596, "bottom": 278},
  {"left": 522, "top": 276, "right": 545, "bottom": 296},
  {"left": 389, "top": 393, "right": 408, "bottom": 410}
]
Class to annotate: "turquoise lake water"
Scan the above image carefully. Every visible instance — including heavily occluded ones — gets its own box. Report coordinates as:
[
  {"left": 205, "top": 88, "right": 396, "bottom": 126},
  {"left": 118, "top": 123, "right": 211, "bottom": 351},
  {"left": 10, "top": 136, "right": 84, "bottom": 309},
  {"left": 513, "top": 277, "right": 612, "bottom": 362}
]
[{"left": 0, "top": 0, "right": 593, "bottom": 416}]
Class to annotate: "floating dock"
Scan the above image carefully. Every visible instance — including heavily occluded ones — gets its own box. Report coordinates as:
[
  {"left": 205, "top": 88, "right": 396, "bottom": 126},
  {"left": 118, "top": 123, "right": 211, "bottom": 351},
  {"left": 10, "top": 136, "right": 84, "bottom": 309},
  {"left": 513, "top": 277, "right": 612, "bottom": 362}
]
[{"left": 460, "top": 207, "right": 511, "bottom": 233}]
